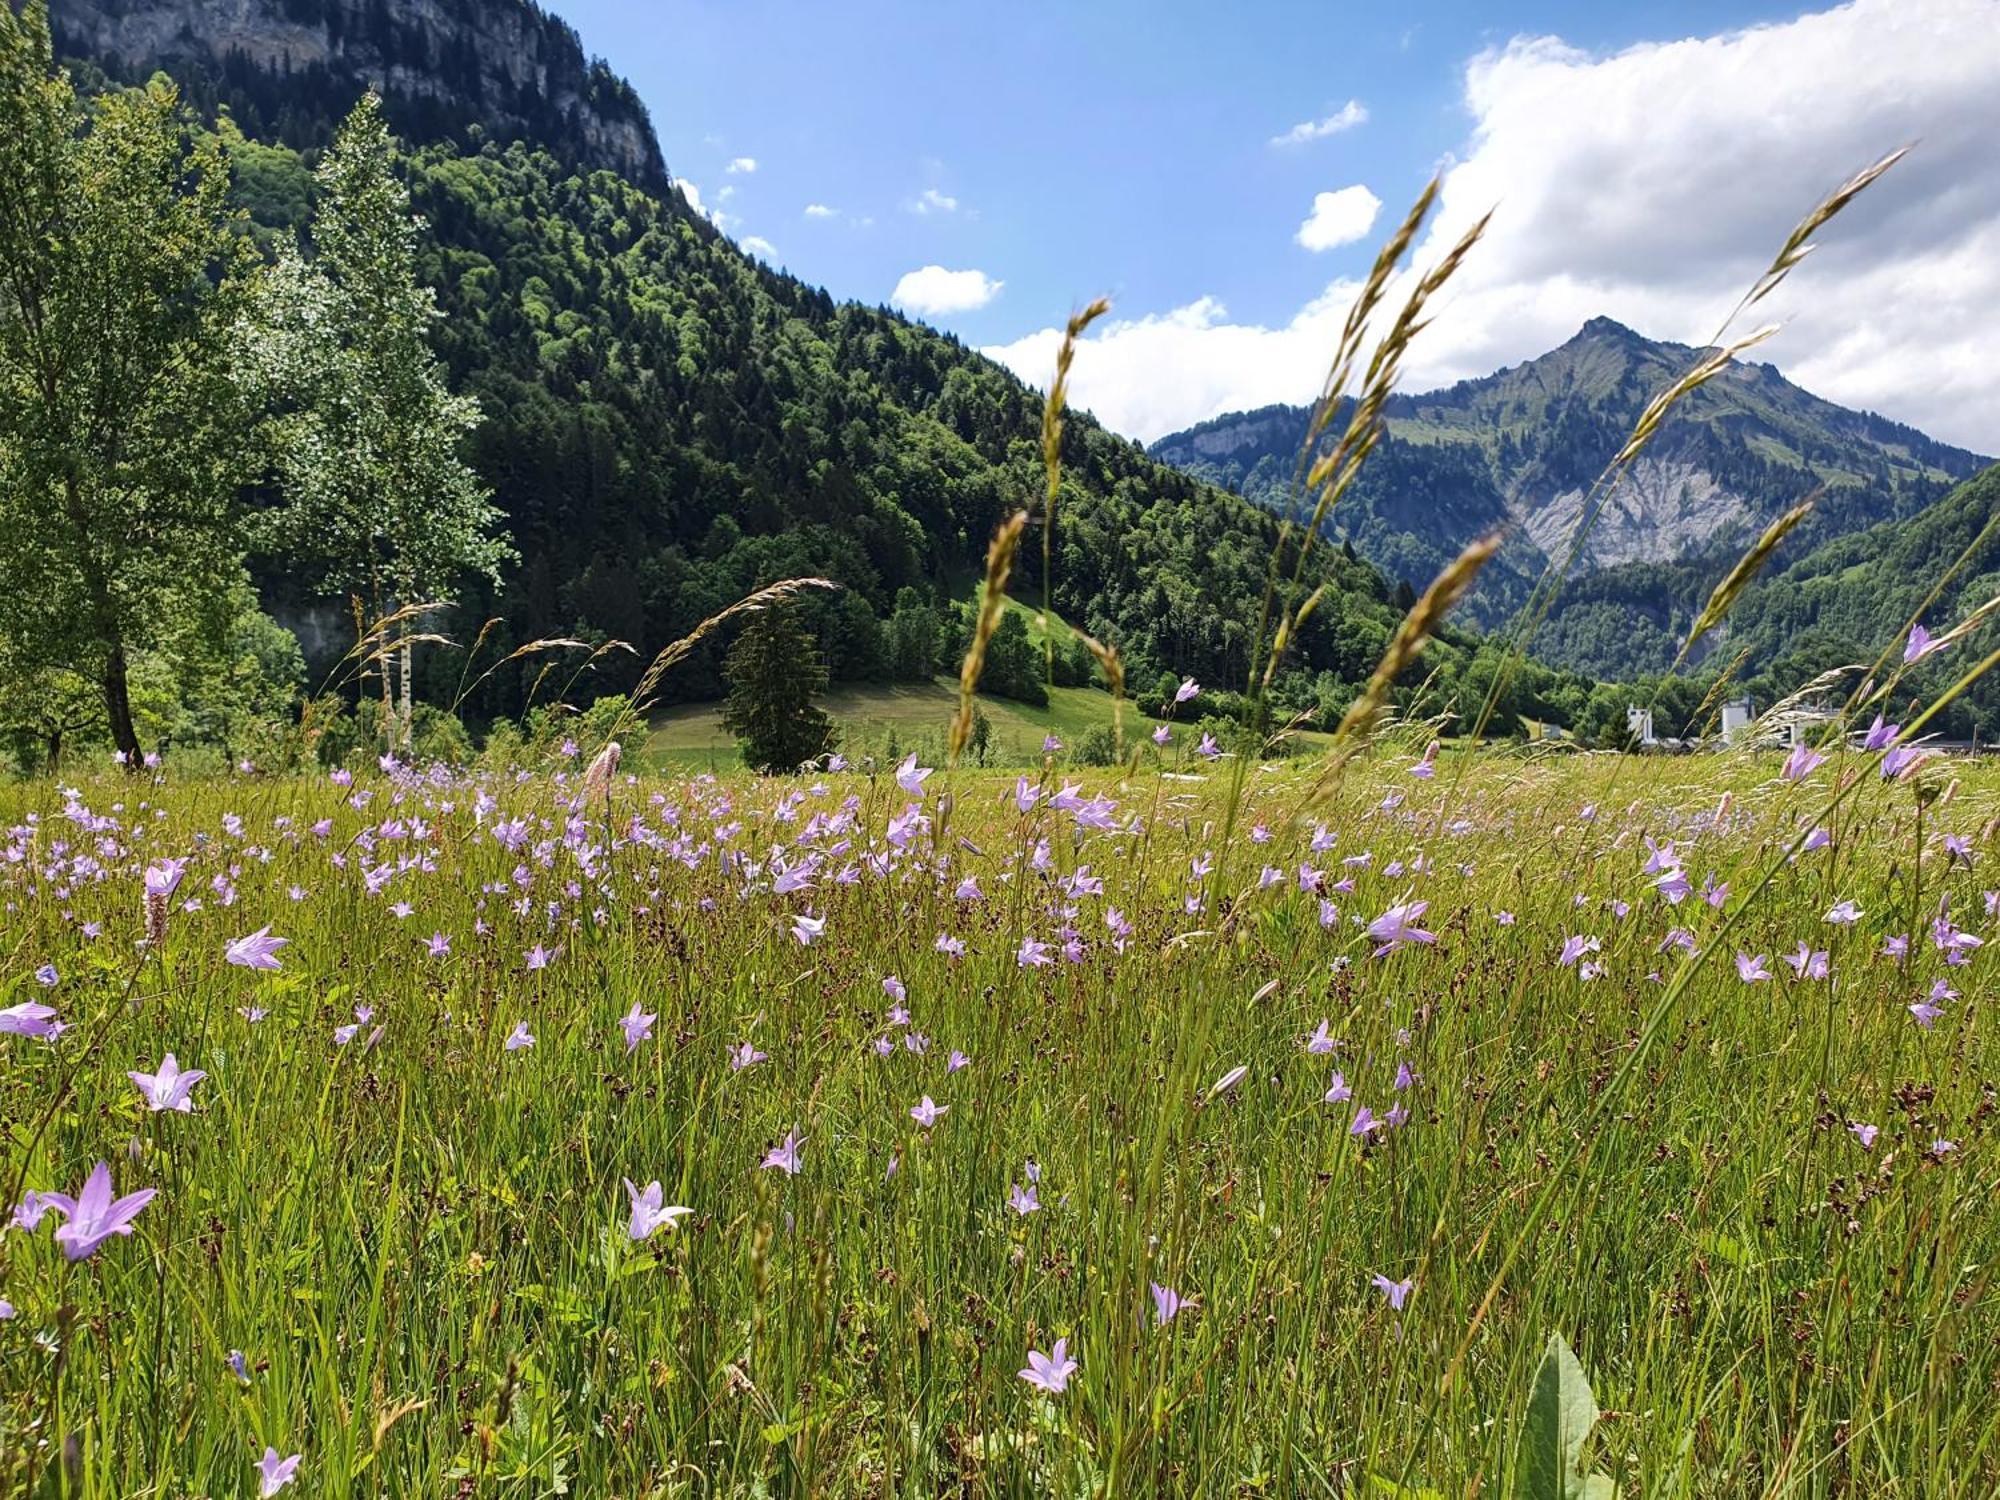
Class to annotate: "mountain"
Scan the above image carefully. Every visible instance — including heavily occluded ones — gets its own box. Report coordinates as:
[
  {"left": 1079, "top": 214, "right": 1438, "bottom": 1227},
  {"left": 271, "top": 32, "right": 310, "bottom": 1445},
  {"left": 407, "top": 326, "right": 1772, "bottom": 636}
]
[
  {"left": 51, "top": 0, "right": 1452, "bottom": 728},
  {"left": 1150, "top": 318, "right": 1988, "bottom": 676},
  {"left": 55, "top": 0, "right": 666, "bottom": 189}
]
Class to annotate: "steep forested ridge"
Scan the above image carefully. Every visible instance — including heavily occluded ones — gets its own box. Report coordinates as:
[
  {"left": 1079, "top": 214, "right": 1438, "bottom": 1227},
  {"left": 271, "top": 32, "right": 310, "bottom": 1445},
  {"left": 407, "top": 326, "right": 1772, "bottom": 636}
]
[
  {"left": 1152, "top": 318, "right": 1988, "bottom": 677},
  {"left": 54, "top": 0, "right": 1413, "bottom": 721}
]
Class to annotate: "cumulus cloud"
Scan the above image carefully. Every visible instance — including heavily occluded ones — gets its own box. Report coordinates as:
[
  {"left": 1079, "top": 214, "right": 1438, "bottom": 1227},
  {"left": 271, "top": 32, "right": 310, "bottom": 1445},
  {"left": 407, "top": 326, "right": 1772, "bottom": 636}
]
[
  {"left": 726, "top": 156, "right": 758, "bottom": 174},
  {"left": 986, "top": 0, "right": 2000, "bottom": 450},
  {"left": 892, "top": 265, "right": 1003, "bottom": 315},
  {"left": 741, "top": 235, "right": 778, "bottom": 259},
  {"left": 1269, "top": 100, "right": 1369, "bottom": 147},
  {"left": 908, "top": 187, "right": 960, "bottom": 215},
  {"left": 803, "top": 203, "right": 838, "bottom": 218},
  {"left": 1296, "top": 186, "right": 1382, "bottom": 251}
]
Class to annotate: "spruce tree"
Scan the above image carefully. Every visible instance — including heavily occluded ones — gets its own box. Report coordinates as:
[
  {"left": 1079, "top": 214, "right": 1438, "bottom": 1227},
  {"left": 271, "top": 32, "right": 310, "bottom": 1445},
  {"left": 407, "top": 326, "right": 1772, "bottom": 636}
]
[{"left": 721, "top": 607, "right": 837, "bottom": 773}]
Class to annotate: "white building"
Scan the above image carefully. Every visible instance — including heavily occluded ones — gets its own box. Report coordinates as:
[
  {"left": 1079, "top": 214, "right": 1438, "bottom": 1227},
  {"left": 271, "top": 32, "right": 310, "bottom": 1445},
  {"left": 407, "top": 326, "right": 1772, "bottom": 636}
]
[{"left": 1720, "top": 696, "right": 1755, "bottom": 742}]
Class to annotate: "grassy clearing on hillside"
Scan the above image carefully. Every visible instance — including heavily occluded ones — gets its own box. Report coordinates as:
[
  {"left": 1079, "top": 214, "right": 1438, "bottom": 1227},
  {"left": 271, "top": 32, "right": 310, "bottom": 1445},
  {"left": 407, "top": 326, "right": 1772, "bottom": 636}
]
[
  {"left": 645, "top": 677, "right": 1193, "bottom": 771},
  {"left": 1, "top": 747, "right": 1994, "bottom": 1496}
]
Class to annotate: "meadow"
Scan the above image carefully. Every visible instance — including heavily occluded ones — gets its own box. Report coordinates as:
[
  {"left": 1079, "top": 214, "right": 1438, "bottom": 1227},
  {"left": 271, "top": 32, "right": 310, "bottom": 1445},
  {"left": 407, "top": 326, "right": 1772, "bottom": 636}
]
[{"left": 1, "top": 735, "right": 1993, "bottom": 1497}]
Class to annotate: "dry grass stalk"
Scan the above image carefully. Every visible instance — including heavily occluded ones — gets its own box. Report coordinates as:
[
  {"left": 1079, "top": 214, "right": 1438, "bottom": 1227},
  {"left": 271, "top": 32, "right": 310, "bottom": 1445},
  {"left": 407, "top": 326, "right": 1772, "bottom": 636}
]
[
  {"left": 598, "top": 578, "right": 839, "bottom": 749},
  {"left": 1614, "top": 324, "right": 1779, "bottom": 467},
  {"left": 951, "top": 510, "right": 1029, "bottom": 764},
  {"left": 1076, "top": 628, "right": 1125, "bottom": 758},
  {"left": 1748, "top": 146, "right": 1912, "bottom": 309},
  {"left": 1038, "top": 298, "right": 1111, "bottom": 679},
  {"left": 1680, "top": 492, "right": 1819, "bottom": 656},
  {"left": 1260, "top": 196, "right": 1490, "bottom": 697},
  {"left": 1335, "top": 531, "right": 1501, "bottom": 746}
]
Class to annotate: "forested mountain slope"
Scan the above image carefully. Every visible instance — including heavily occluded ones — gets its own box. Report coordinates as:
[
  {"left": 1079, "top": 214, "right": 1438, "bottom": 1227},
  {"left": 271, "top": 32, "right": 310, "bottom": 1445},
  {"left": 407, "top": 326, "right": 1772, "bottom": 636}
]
[
  {"left": 54, "top": 0, "right": 1420, "bottom": 719},
  {"left": 1152, "top": 318, "right": 1987, "bottom": 678}
]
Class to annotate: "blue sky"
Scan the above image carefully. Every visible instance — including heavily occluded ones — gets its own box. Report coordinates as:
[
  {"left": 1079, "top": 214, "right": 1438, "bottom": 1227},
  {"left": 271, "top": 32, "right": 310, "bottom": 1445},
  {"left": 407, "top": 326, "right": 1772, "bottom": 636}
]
[{"left": 553, "top": 0, "right": 1999, "bottom": 450}]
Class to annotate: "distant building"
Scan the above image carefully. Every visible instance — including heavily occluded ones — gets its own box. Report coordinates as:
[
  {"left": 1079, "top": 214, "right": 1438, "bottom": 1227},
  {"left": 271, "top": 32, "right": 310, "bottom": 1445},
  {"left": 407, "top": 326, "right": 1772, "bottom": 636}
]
[
  {"left": 1626, "top": 706, "right": 1656, "bottom": 746},
  {"left": 1720, "top": 696, "right": 1755, "bottom": 741}
]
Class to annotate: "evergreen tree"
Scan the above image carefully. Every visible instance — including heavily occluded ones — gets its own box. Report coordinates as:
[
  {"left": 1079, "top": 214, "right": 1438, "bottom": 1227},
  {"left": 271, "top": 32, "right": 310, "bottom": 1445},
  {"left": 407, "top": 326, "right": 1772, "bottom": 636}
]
[
  {"left": 0, "top": 0, "right": 250, "bottom": 765},
  {"left": 721, "top": 607, "right": 837, "bottom": 773}
]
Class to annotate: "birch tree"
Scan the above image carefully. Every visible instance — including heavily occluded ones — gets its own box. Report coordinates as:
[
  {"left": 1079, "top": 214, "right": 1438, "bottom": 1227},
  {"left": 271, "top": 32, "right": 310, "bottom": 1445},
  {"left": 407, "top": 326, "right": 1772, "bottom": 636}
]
[{"left": 243, "top": 91, "right": 511, "bottom": 749}]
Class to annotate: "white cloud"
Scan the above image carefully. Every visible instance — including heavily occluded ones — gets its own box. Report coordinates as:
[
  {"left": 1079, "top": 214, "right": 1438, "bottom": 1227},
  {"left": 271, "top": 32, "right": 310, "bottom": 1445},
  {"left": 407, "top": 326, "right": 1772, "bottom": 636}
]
[
  {"left": 726, "top": 156, "right": 758, "bottom": 174},
  {"left": 741, "top": 235, "right": 778, "bottom": 259},
  {"left": 1296, "top": 185, "right": 1382, "bottom": 251},
  {"left": 892, "top": 265, "right": 1003, "bottom": 315},
  {"left": 674, "top": 178, "right": 734, "bottom": 231},
  {"left": 908, "top": 187, "right": 959, "bottom": 215},
  {"left": 716, "top": 184, "right": 736, "bottom": 202},
  {"left": 1269, "top": 100, "right": 1369, "bottom": 147},
  {"left": 986, "top": 0, "right": 2000, "bottom": 451},
  {"left": 803, "top": 202, "right": 838, "bottom": 218}
]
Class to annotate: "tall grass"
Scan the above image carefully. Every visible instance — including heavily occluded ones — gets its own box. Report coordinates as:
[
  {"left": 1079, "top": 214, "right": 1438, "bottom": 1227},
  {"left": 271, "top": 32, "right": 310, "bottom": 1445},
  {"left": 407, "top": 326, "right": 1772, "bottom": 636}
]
[{"left": 0, "top": 749, "right": 1994, "bottom": 1495}]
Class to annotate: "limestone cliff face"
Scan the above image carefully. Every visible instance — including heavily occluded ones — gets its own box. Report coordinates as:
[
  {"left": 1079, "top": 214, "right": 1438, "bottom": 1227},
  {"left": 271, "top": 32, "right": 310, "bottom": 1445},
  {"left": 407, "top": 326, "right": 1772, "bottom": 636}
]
[{"left": 54, "top": 0, "right": 668, "bottom": 189}]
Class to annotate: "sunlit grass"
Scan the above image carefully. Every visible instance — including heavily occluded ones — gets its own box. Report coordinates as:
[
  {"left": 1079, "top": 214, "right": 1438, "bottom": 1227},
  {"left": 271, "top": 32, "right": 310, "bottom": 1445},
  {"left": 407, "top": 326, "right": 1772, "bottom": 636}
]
[{"left": 1, "top": 746, "right": 1992, "bottom": 1496}]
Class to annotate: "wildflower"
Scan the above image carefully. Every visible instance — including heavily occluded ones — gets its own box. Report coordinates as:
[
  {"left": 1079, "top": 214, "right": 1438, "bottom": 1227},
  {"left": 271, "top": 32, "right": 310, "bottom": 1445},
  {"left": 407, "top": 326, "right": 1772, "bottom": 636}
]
[
  {"left": 1323, "top": 1071, "right": 1351, "bottom": 1104},
  {"left": 524, "top": 944, "right": 552, "bottom": 971},
  {"left": 224, "top": 926, "right": 287, "bottom": 971},
  {"left": 239, "top": 1006, "right": 266, "bottom": 1024},
  {"left": 1784, "top": 943, "right": 1830, "bottom": 980},
  {"left": 1367, "top": 901, "right": 1435, "bottom": 955},
  {"left": 1411, "top": 740, "right": 1440, "bottom": 779},
  {"left": 895, "top": 754, "right": 933, "bottom": 797},
  {"left": 1196, "top": 732, "right": 1221, "bottom": 759},
  {"left": 1394, "top": 1061, "right": 1417, "bottom": 1091},
  {"left": 1825, "top": 900, "right": 1862, "bottom": 925},
  {"left": 1350, "top": 1105, "right": 1382, "bottom": 1137},
  {"left": 1558, "top": 934, "right": 1600, "bottom": 967},
  {"left": 1735, "top": 953, "right": 1771, "bottom": 982},
  {"left": 1850, "top": 1122, "right": 1879, "bottom": 1149},
  {"left": 1904, "top": 623, "right": 1949, "bottom": 662},
  {"left": 1305, "top": 1020, "right": 1335, "bottom": 1054},
  {"left": 45, "top": 1161, "right": 156, "bottom": 1261},
  {"left": 1931, "top": 1139, "right": 1957, "bottom": 1159},
  {"left": 128, "top": 1053, "right": 206, "bottom": 1113},
  {"left": 1781, "top": 743, "right": 1827, "bottom": 781},
  {"left": 882, "top": 974, "right": 907, "bottom": 1004},
  {"left": 1909, "top": 1001, "right": 1942, "bottom": 1028},
  {"left": 1654, "top": 868, "right": 1691, "bottom": 903},
  {"left": 730, "top": 1040, "right": 767, "bottom": 1071},
  {"left": 1862, "top": 714, "right": 1899, "bottom": 751},
  {"left": 1370, "top": 1273, "right": 1414, "bottom": 1311},
  {"left": 1150, "top": 1281, "right": 1190, "bottom": 1327},
  {"left": 227, "top": 1349, "right": 248, "bottom": 1381},
  {"left": 257, "top": 1448, "right": 301, "bottom": 1497},
  {"left": 1043, "top": 734, "right": 1062, "bottom": 754},
  {"left": 1008, "top": 1181, "right": 1040, "bottom": 1216},
  {"left": 1018, "top": 1336, "right": 1078, "bottom": 1395},
  {"left": 1881, "top": 745, "right": 1924, "bottom": 780},
  {"left": 620, "top": 1004, "right": 656, "bottom": 1051},
  {"left": 0, "top": 1001, "right": 62, "bottom": 1039},
  {"left": 1017, "top": 936, "right": 1052, "bottom": 968},
  {"left": 947, "top": 1049, "right": 971, "bottom": 1073},
  {"left": 910, "top": 1096, "right": 948, "bottom": 1127},
  {"left": 425, "top": 932, "right": 452, "bottom": 957},
  {"left": 1175, "top": 678, "right": 1200, "bottom": 704},
  {"left": 1207, "top": 1064, "right": 1248, "bottom": 1098},
  {"left": 791, "top": 914, "right": 825, "bottom": 946},
  {"left": 1802, "top": 827, "right": 1832, "bottom": 852},
  {"left": 761, "top": 1131, "right": 805, "bottom": 1175},
  {"left": 1152, "top": 723, "right": 1171, "bottom": 745},
  {"left": 504, "top": 1023, "right": 535, "bottom": 1051},
  {"left": 624, "top": 1179, "right": 691, "bottom": 1240}
]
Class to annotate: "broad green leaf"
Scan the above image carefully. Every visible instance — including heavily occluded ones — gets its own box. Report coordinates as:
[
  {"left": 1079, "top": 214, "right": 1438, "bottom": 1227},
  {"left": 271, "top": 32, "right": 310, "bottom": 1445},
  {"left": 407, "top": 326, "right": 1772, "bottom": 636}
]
[{"left": 1518, "top": 1333, "right": 1604, "bottom": 1500}]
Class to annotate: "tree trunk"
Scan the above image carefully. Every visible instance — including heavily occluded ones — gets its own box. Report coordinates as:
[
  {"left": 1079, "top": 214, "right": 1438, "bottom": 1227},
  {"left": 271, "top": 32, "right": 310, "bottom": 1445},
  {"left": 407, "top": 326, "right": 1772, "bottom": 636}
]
[
  {"left": 399, "top": 629, "right": 415, "bottom": 751},
  {"left": 103, "top": 636, "right": 142, "bottom": 770}
]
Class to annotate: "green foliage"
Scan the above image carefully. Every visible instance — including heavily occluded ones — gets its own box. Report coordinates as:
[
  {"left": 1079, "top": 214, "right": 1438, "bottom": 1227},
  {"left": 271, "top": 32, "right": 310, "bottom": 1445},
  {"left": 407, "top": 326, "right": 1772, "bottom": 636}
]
[
  {"left": 0, "top": 0, "right": 253, "bottom": 760},
  {"left": 1518, "top": 1334, "right": 1616, "bottom": 1500},
  {"left": 240, "top": 91, "right": 513, "bottom": 607},
  {"left": 721, "top": 607, "right": 837, "bottom": 773}
]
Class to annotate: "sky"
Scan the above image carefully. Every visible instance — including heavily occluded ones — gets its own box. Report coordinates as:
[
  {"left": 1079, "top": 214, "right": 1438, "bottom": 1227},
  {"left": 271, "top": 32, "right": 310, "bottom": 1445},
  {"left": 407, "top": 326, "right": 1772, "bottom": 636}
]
[{"left": 553, "top": 0, "right": 1999, "bottom": 452}]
